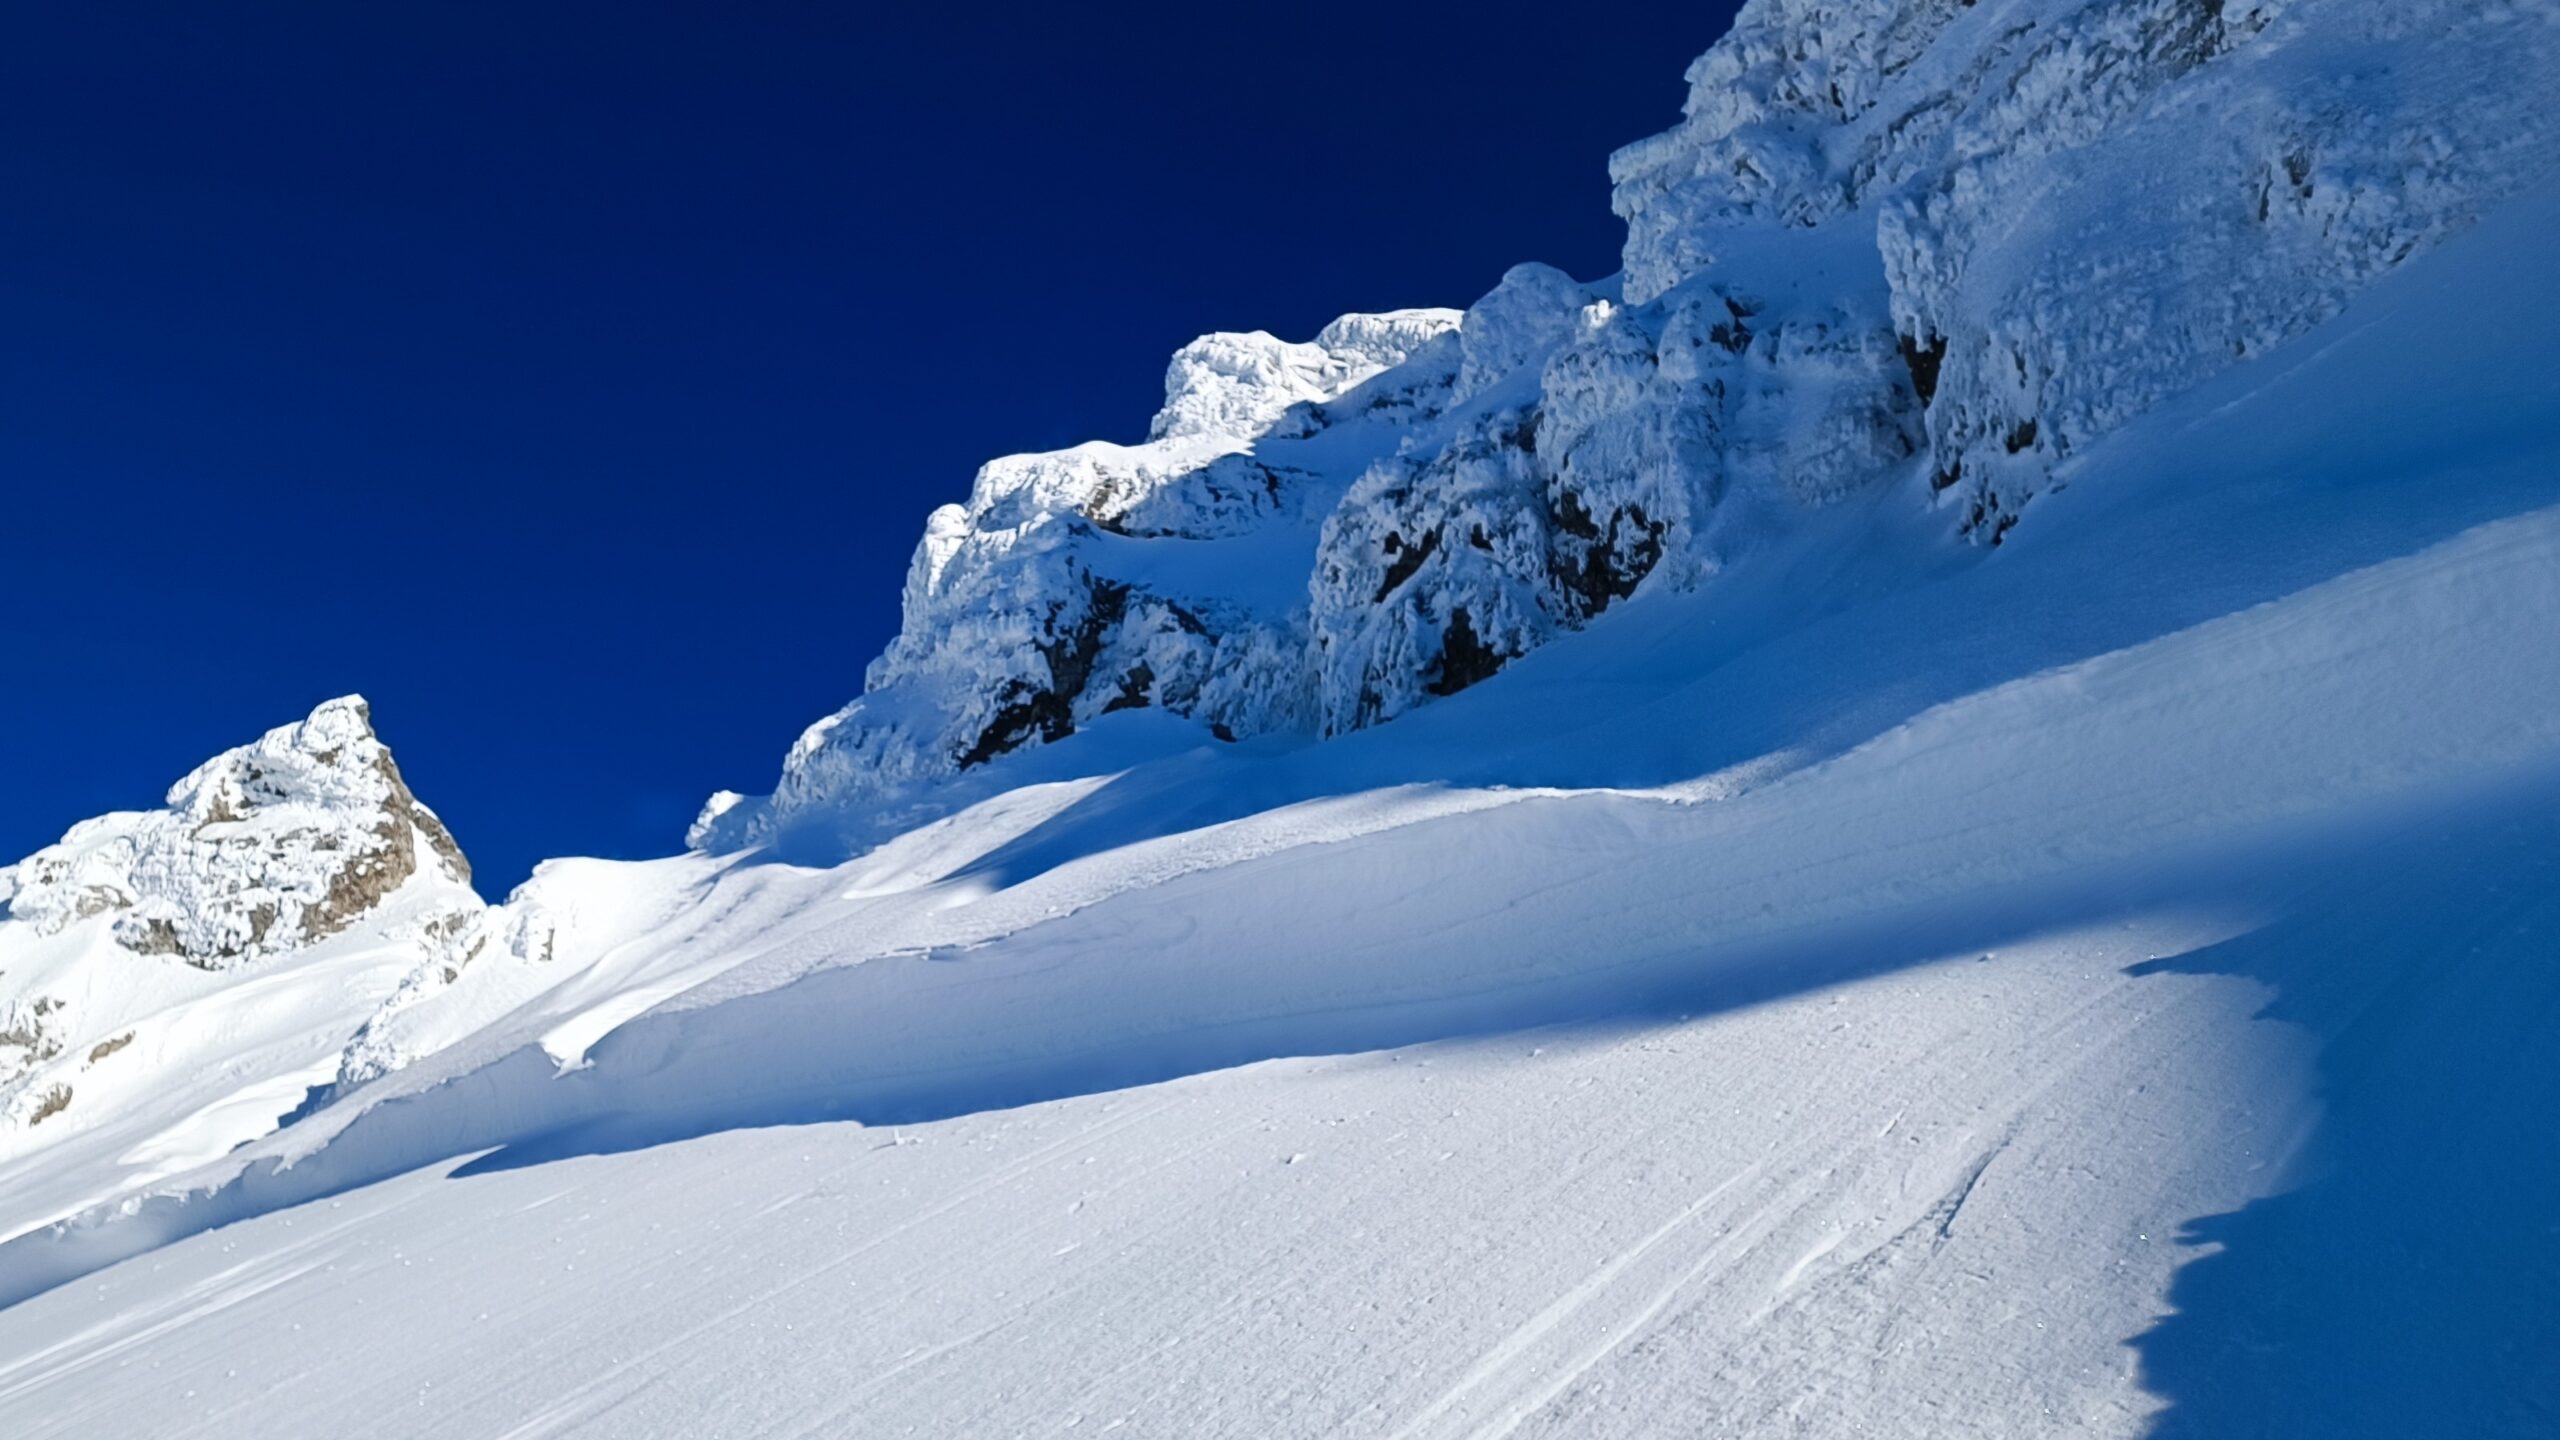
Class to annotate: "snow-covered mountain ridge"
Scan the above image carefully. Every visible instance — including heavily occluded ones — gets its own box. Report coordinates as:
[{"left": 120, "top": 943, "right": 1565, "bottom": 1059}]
[
  {"left": 0, "top": 3, "right": 2556, "bottom": 1431},
  {"left": 3, "top": 154, "right": 2555, "bottom": 1429},
  {"left": 708, "top": 0, "right": 2560, "bottom": 855},
  {"left": 3, "top": 0, "right": 2553, "bottom": 1249}
]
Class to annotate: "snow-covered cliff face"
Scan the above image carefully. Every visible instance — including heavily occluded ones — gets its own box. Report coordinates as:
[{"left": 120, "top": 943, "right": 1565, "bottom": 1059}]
[
  {"left": 0, "top": 697, "right": 473, "bottom": 970},
  {"left": 695, "top": 310, "right": 1474, "bottom": 851},
  {"left": 1614, "top": 0, "right": 2560, "bottom": 536},
  {"left": 703, "top": 0, "right": 2560, "bottom": 854}
]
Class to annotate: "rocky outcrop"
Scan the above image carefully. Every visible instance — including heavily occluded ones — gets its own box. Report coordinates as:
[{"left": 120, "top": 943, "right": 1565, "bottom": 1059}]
[
  {"left": 0, "top": 698, "right": 495, "bottom": 1157},
  {"left": 697, "top": 0, "right": 2560, "bottom": 855},
  {"left": 1149, "top": 311, "right": 1469, "bottom": 446},
  {"left": 692, "top": 308, "right": 1472, "bottom": 852},
  {"left": 0, "top": 998, "right": 68, "bottom": 1103},
  {"left": 0, "top": 697, "right": 476, "bottom": 970},
  {"left": 1613, "top": 0, "right": 2560, "bottom": 537}
]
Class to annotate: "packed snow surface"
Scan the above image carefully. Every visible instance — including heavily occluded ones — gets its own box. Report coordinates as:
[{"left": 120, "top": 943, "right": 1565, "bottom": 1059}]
[{"left": 0, "top": 124, "right": 2554, "bottom": 1435}]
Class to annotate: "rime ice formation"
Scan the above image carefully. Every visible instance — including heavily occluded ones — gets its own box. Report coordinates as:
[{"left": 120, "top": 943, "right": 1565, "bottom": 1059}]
[
  {"left": 1149, "top": 311, "right": 1467, "bottom": 445},
  {"left": 705, "top": 0, "right": 2560, "bottom": 855},
  {"left": 1615, "top": 0, "right": 2560, "bottom": 537},
  {"left": 690, "top": 308, "right": 1474, "bottom": 851}
]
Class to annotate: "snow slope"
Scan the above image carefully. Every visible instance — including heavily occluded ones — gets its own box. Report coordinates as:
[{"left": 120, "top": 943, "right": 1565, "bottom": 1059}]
[{"left": 0, "top": 130, "right": 2553, "bottom": 1436}]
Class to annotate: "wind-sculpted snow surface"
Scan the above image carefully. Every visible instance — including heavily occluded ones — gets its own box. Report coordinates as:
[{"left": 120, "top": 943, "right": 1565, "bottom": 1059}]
[
  {"left": 3, "top": 169, "right": 2558, "bottom": 1431},
  {"left": 705, "top": 0, "right": 2560, "bottom": 850},
  {"left": 2, "top": 7, "right": 2558, "bottom": 1432}
]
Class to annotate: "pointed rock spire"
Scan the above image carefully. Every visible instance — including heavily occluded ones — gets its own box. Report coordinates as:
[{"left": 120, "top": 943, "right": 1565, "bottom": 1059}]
[{"left": 1, "top": 696, "right": 476, "bottom": 969}]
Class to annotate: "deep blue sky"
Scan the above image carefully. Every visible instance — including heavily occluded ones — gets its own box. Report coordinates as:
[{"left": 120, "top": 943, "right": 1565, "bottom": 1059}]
[{"left": 0, "top": 2, "right": 1737, "bottom": 894}]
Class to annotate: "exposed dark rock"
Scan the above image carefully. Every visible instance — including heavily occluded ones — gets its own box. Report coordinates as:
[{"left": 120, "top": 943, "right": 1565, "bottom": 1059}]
[
  {"left": 26, "top": 1084, "right": 69, "bottom": 1126},
  {"left": 1711, "top": 298, "right": 1760, "bottom": 356},
  {"left": 412, "top": 803, "right": 471, "bottom": 886},
  {"left": 958, "top": 577, "right": 1133, "bottom": 769},
  {"left": 1900, "top": 332, "right": 1948, "bottom": 406},
  {"left": 1966, "top": 492, "right": 2025, "bottom": 546},
  {"left": 1374, "top": 528, "right": 1442, "bottom": 603},
  {"left": 1548, "top": 491, "right": 1667, "bottom": 619},
  {"left": 297, "top": 781, "right": 416, "bottom": 950},
  {"left": 0, "top": 998, "right": 66, "bottom": 1064},
  {"left": 1101, "top": 662, "right": 1155, "bottom": 715},
  {"left": 127, "top": 919, "right": 185, "bottom": 957},
  {"left": 1429, "top": 608, "right": 1511, "bottom": 697}
]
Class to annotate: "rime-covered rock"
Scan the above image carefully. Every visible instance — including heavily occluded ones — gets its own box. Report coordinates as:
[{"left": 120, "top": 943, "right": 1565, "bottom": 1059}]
[
  {"left": 700, "top": 0, "right": 2560, "bottom": 853},
  {"left": 1151, "top": 311, "right": 1466, "bottom": 445},
  {"left": 1613, "top": 0, "right": 2560, "bottom": 536},
  {"left": 0, "top": 699, "right": 494, "bottom": 1188},
  {"left": 2, "top": 697, "right": 474, "bottom": 969},
  {"left": 716, "top": 309, "right": 1467, "bottom": 851}
]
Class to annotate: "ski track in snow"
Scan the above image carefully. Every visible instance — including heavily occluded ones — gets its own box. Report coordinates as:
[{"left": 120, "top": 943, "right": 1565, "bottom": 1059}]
[{"left": 0, "top": 909, "right": 2327, "bottom": 1437}]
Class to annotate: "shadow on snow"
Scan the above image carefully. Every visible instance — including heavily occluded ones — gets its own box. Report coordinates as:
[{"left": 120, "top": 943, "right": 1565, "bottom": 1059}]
[{"left": 2130, "top": 770, "right": 2560, "bottom": 1438}]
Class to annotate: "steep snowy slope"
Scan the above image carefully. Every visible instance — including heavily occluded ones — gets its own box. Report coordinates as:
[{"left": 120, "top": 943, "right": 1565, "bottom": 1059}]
[{"left": 0, "top": 128, "right": 2554, "bottom": 1438}]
